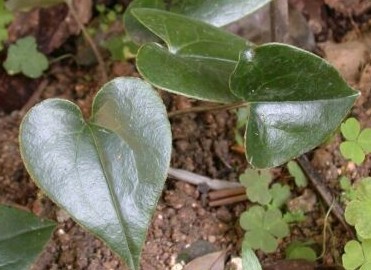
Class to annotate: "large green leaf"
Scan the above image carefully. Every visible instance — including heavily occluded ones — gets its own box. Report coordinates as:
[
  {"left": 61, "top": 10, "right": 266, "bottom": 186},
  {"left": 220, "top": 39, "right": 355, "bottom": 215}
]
[
  {"left": 19, "top": 77, "right": 172, "bottom": 270},
  {"left": 134, "top": 8, "right": 250, "bottom": 103},
  {"left": 229, "top": 43, "right": 358, "bottom": 168},
  {"left": 0, "top": 205, "right": 56, "bottom": 270},
  {"left": 124, "top": 0, "right": 271, "bottom": 44},
  {"left": 230, "top": 43, "right": 357, "bottom": 102}
]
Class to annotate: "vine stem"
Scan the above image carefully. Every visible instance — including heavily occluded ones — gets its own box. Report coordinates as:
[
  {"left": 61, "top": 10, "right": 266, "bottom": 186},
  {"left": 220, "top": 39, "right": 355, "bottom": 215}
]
[
  {"left": 168, "top": 101, "right": 248, "bottom": 118},
  {"left": 64, "top": 0, "right": 108, "bottom": 84}
]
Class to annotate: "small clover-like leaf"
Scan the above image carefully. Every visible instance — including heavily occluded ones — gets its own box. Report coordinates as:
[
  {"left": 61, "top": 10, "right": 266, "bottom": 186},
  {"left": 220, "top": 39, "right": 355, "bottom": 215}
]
[
  {"left": 285, "top": 241, "right": 316, "bottom": 262},
  {"left": 358, "top": 128, "right": 371, "bottom": 153},
  {"left": 341, "top": 118, "right": 360, "bottom": 141},
  {"left": 269, "top": 183, "right": 291, "bottom": 208},
  {"left": 240, "top": 206, "right": 289, "bottom": 253},
  {"left": 3, "top": 36, "right": 48, "bottom": 78},
  {"left": 345, "top": 178, "right": 371, "bottom": 239},
  {"left": 342, "top": 240, "right": 371, "bottom": 270},
  {"left": 340, "top": 141, "right": 365, "bottom": 165},
  {"left": 240, "top": 169, "right": 272, "bottom": 205},
  {"left": 264, "top": 208, "right": 289, "bottom": 238},
  {"left": 287, "top": 160, "right": 308, "bottom": 187}
]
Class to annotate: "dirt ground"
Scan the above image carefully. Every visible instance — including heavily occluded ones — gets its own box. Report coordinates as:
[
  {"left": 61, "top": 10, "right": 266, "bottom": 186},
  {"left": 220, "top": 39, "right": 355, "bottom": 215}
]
[{"left": 0, "top": 0, "right": 371, "bottom": 269}]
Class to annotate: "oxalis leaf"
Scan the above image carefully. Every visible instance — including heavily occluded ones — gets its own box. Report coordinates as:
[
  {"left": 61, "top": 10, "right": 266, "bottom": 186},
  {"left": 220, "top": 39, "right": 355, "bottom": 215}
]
[
  {"left": 19, "top": 77, "right": 172, "bottom": 270},
  {"left": 230, "top": 43, "right": 358, "bottom": 168},
  {"left": 3, "top": 36, "right": 48, "bottom": 79},
  {"left": 124, "top": 0, "right": 271, "bottom": 44},
  {"left": 240, "top": 205, "right": 289, "bottom": 253},
  {"left": 342, "top": 240, "right": 371, "bottom": 270},
  {"left": 0, "top": 205, "right": 56, "bottom": 270},
  {"left": 345, "top": 178, "right": 371, "bottom": 239},
  {"left": 133, "top": 8, "right": 250, "bottom": 103}
]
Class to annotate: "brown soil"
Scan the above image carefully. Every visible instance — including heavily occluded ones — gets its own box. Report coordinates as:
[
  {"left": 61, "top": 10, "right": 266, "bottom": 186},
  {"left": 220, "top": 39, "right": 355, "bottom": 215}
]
[{"left": 1, "top": 1, "right": 371, "bottom": 270}]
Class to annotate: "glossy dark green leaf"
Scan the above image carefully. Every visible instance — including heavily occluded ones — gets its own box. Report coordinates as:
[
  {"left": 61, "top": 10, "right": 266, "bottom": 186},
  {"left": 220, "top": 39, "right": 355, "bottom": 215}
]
[
  {"left": 230, "top": 43, "right": 358, "bottom": 102},
  {"left": 0, "top": 205, "right": 56, "bottom": 270},
  {"left": 246, "top": 98, "right": 356, "bottom": 168},
  {"left": 19, "top": 77, "right": 172, "bottom": 270},
  {"left": 229, "top": 43, "right": 358, "bottom": 168},
  {"left": 134, "top": 8, "right": 249, "bottom": 103},
  {"left": 124, "top": 0, "right": 271, "bottom": 44}
]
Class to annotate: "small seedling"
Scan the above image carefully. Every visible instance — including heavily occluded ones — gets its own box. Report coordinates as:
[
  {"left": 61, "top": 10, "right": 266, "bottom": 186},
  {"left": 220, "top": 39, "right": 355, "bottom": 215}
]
[
  {"left": 342, "top": 239, "right": 371, "bottom": 270},
  {"left": 240, "top": 205, "right": 289, "bottom": 253},
  {"left": 285, "top": 241, "right": 317, "bottom": 262},
  {"left": 287, "top": 160, "right": 308, "bottom": 187},
  {"left": 344, "top": 177, "right": 371, "bottom": 239},
  {"left": 3, "top": 36, "right": 48, "bottom": 78},
  {"left": 340, "top": 118, "right": 371, "bottom": 165}
]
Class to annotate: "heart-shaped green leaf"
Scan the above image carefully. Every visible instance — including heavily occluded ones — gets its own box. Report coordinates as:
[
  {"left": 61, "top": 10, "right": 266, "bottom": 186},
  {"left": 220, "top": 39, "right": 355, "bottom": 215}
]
[
  {"left": 230, "top": 43, "right": 358, "bottom": 168},
  {"left": 19, "top": 77, "right": 172, "bottom": 270},
  {"left": 134, "top": 8, "right": 249, "bottom": 103},
  {"left": 0, "top": 205, "right": 56, "bottom": 270},
  {"left": 124, "top": 0, "right": 272, "bottom": 44}
]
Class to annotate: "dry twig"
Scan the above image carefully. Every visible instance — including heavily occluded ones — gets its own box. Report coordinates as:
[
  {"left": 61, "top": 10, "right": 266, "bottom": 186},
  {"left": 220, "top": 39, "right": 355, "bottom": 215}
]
[{"left": 297, "top": 155, "right": 355, "bottom": 237}]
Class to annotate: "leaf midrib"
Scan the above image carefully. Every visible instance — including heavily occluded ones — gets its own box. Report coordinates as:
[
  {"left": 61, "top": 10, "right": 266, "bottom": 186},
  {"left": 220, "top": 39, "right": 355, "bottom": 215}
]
[{"left": 87, "top": 124, "right": 134, "bottom": 269}]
